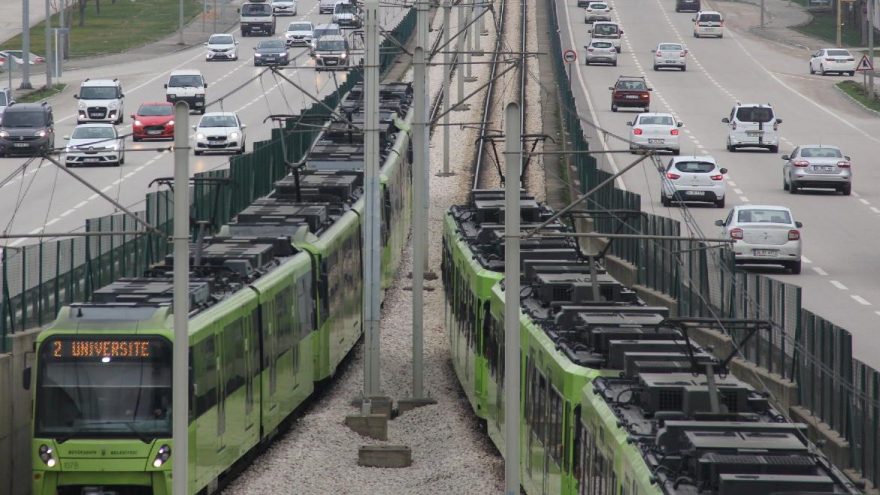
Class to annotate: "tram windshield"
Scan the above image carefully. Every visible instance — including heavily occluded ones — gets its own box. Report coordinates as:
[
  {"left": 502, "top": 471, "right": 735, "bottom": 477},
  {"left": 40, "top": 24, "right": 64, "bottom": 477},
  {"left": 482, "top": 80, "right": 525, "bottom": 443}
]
[{"left": 35, "top": 336, "right": 172, "bottom": 440}]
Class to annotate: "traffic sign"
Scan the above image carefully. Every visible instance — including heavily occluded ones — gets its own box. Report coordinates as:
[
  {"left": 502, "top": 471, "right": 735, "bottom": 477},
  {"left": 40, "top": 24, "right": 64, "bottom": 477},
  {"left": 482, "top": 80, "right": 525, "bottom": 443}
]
[
  {"left": 856, "top": 54, "right": 874, "bottom": 72},
  {"left": 563, "top": 49, "right": 577, "bottom": 64}
]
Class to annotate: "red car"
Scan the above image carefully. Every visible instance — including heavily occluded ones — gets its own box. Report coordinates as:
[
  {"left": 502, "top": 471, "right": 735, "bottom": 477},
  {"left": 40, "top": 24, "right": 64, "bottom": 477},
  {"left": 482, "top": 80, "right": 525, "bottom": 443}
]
[
  {"left": 131, "top": 102, "right": 175, "bottom": 141},
  {"left": 609, "top": 75, "right": 652, "bottom": 112}
]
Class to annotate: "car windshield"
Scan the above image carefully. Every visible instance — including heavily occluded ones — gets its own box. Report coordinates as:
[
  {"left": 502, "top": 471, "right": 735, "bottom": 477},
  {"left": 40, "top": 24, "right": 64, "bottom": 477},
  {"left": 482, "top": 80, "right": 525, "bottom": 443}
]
[
  {"left": 258, "top": 40, "right": 285, "bottom": 49},
  {"left": 659, "top": 44, "right": 682, "bottom": 51},
  {"left": 737, "top": 209, "right": 792, "bottom": 224},
  {"left": 79, "top": 86, "right": 118, "bottom": 100},
  {"left": 2, "top": 111, "right": 43, "bottom": 127},
  {"left": 35, "top": 337, "right": 172, "bottom": 439},
  {"left": 639, "top": 115, "right": 674, "bottom": 126},
  {"left": 592, "top": 41, "right": 613, "bottom": 48},
  {"left": 317, "top": 40, "right": 346, "bottom": 51},
  {"left": 617, "top": 80, "right": 646, "bottom": 90},
  {"left": 241, "top": 3, "right": 271, "bottom": 15},
  {"left": 209, "top": 35, "right": 234, "bottom": 44},
  {"left": 673, "top": 161, "right": 715, "bottom": 173},
  {"left": 827, "top": 49, "right": 850, "bottom": 57},
  {"left": 289, "top": 22, "right": 312, "bottom": 31},
  {"left": 699, "top": 13, "right": 722, "bottom": 22},
  {"left": 735, "top": 107, "right": 774, "bottom": 122},
  {"left": 0, "top": 93, "right": 6, "bottom": 106},
  {"left": 800, "top": 147, "right": 842, "bottom": 158},
  {"left": 593, "top": 24, "right": 619, "bottom": 35},
  {"left": 72, "top": 127, "right": 115, "bottom": 139},
  {"left": 138, "top": 105, "right": 173, "bottom": 116},
  {"left": 588, "top": 3, "right": 607, "bottom": 8},
  {"left": 200, "top": 115, "right": 238, "bottom": 127},
  {"left": 335, "top": 3, "right": 356, "bottom": 13},
  {"left": 315, "top": 28, "right": 339, "bottom": 37},
  {"left": 168, "top": 75, "right": 203, "bottom": 87}
]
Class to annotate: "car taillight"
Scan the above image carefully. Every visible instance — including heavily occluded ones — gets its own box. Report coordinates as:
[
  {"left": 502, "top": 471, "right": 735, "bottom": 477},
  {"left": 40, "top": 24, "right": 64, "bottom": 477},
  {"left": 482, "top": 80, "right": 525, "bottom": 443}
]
[
  {"left": 633, "top": 128, "right": 643, "bottom": 135},
  {"left": 788, "top": 230, "right": 800, "bottom": 241},
  {"left": 792, "top": 160, "right": 809, "bottom": 167},
  {"left": 588, "top": 48, "right": 594, "bottom": 52},
  {"left": 641, "top": 93, "right": 649, "bottom": 98},
  {"left": 730, "top": 228, "right": 743, "bottom": 240},
  {"left": 670, "top": 129, "right": 679, "bottom": 136},
  {"left": 837, "top": 160, "right": 851, "bottom": 168},
  {"left": 846, "top": 57, "right": 855, "bottom": 61},
  {"left": 656, "top": 52, "right": 662, "bottom": 57},
  {"left": 773, "top": 122, "right": 779, "bottom": 131},
  {"left": 710, "top": 174, "right": 723, "bottom": 180},
  {"left": 682, "top": 50, "right": 688, "bottom": 56},
  {"left": 731, "top": 122, "right": 737, "bottom": 130},
  {"left": 666, "top": 172, "right": 680, "bottom": 180}
]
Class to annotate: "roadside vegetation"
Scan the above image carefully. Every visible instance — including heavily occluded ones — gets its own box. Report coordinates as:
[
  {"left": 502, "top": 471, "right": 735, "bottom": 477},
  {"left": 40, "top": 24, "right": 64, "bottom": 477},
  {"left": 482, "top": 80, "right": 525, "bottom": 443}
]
[
  {"left": 17, "top": 83, "right": 66, "bottom": 103},
  {"left": 837, "top": 80, "right": 880, "bottom": 112},
  {"left": 0, "top": 0, "right": 201, "bottom": 59}
]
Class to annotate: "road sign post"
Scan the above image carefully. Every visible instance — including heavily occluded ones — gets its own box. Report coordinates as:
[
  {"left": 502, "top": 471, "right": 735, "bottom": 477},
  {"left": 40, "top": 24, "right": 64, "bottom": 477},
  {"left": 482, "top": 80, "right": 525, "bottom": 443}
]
[
  {"left": 857, "top": 53, "right": 874, "bottom": 94},
  {"left": 563, "top": 49, "right": 577, "bottom": 86}
]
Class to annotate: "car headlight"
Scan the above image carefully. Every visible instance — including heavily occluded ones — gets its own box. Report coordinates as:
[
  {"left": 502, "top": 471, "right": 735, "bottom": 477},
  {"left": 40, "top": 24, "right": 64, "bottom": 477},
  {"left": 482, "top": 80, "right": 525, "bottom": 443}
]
[
  {"left": 39, "top": 444, "right": 57, "bottom": 468},
  {"left": 255, "top": 53, "right": 263, "bottom": 57},
  {"left": 196, "top": 132, "right": 206, "bottom": 140},
  {"left": 168, "top": 120, "right": 174, "bottom": 126},
  {"left": 229, "top": 131, "right": 240, "bottom": 140},
  {"left": 108, "top": 101, "right": 119, "bottom": 109},
  {"left": 78, "top": 102, "right": 86, "bottom": 110},
  {"left": 34, "top": 130, "right": 46, "bottom": 137},
  {"left": 315, "top": 53, "right": 322, "bottom": 58},
  {"left": 340, "top": 53, "right": 347, "bottom": 59},
  {"left": 153, "top": 445, "right": 171, "bottom": 468},
  {"left": 133, "top": 119, "right": 143, "bottom": 126},
  {"left": 0, "top": 131, "right": 9, "bottom": 138},
  {"left": 168, "top": 94, "right": 177, "bottom": 99}
]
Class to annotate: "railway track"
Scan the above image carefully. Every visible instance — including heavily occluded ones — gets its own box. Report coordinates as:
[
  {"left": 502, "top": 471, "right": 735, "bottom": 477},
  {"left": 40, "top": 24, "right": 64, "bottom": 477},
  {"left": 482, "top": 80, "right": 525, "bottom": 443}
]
[{"left": 472, "top": 0, "right": 526, "bottom": 190}]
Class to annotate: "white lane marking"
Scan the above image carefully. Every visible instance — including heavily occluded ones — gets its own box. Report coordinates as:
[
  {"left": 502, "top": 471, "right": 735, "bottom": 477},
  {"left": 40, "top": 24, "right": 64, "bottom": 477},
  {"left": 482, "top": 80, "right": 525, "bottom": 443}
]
[
  {"left": 733, "top": 188, "right": 743, "bottom": 194},
  {"left": 739, "top": 196, "right": 749, "bottom": 202},
  {"left": 60, "top": 209, "right": 75, "bottom": 217},
  {"left": 89, "top": 194, "right": 99, "bottom": 200},
  {"left": 875, "top": 310, "right": 880, "bottom": 317},
  {"left": 728, "top": 180, "right": 737, "bottom": 187},
  {"left": 561, "top": 0, "right": 626, "bottom": 191},
  {"left": 852, "top": 295, "right": 872, "bottom": 305},
  {"left": 852, "top": 191, "right": 861, "bottom": 197},
  {"left": 100, "top": 186, "right": 113, "bottom": 192},
  {"left": 45, "top": 218, "right": 59, "bottom": 226},
  {"left": 859, "top": 198, "right": 870, "bottom": 205},
  {"left": 28, "top": 227, "right": 43, "bottom": 234},
  {"left": 74, "top": 201, "right": 87, "bottom": 209},
  {"left": 801, "top": 256, "right": 811, "bottom": 263},
  {"left": 830, "top": 280, "right": 848, "bottom": 290},
  {"left": 8, "top": 239, "right": 24, "bottom": 246},
  {"left": 871, "top": 207, "right": 880, "bottom": 214},
  {"left": 812, "top": 266, "right": 828, "bottom": 276}
]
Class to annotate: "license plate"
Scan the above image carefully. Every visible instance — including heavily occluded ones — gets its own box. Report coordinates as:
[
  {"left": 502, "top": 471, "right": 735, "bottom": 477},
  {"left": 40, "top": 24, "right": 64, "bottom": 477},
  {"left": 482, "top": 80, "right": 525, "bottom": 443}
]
[
  {"left": 753, "top": 249, "right": 777, "bottom": 257},
  {"left": 648, "top": 139, "right": 664, "bottom": 144},
  {"left": 625, "top": 95, "right": 638, "bottom": 99},
  {"left": 195, "top": 102, "right": 204, "bottom": 106},
  {"left": 13, "top": 143, "right": 28, "bottom": 147},
  {"left": 746, "top": 131, "right": 762, "bottom": 137},
  {"left": 822, "top": 166, "right": 833, "bottom": 171},
  {"left": 89, "top": 113, "right": 103, "bottom": 118},
  {"left": 685, "top": 190, "right": 703, "bottom": 196},
  {"left": 84, "top": 157, "right": 100, "bottom": 162},
  {"left": 665, "top": 60, "right": 675, "bottom": 63},
  {"left": 148, "top": 130, "right": 162, "bottom": 135}
]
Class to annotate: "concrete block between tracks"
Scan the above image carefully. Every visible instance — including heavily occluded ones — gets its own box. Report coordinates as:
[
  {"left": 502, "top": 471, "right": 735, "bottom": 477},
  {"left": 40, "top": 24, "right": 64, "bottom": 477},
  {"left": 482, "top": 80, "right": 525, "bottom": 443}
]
[
  {"left": 350, "top": 396, "right": 393, "bottom": 418},
  {"left": 397, "top": 398, "right": 437, "bottom": 415},
  {"left": 357, "top": 445, "right": 412, "bottom": 468},
  {"left": 344, "top": 414, "right": 388, "bottom": 441}
]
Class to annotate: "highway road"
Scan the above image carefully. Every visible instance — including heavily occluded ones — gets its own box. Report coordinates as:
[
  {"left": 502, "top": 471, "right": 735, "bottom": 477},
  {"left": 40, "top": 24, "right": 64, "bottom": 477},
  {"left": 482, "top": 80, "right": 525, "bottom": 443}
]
[
  {"left": 557, "top": 0, "right": 880, "bottom": 368},
  {"left": 0, "top": 1, "right": 405, "bottom": 242}
]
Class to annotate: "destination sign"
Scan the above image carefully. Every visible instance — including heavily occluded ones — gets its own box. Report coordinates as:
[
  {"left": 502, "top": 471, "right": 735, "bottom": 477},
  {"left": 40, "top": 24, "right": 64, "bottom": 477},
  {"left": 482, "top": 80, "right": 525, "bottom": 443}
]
[{"left": 48, "top": 339, "right": 158, "bottom": 359}]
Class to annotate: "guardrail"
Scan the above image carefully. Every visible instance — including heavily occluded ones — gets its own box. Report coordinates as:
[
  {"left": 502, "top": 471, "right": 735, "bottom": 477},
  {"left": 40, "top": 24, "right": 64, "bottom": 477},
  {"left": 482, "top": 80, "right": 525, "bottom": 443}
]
[
  {"left": 546, "top": 0, "right": 879, "bottom": 487},
  {"left": 0, "top": 5, "right": 417, "bottom": 350}
]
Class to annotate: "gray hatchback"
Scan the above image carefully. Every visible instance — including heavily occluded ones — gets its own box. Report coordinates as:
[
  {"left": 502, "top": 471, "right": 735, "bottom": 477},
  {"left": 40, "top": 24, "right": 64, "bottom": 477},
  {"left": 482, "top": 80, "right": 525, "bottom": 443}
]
[{"left": 782, "top": 145, "right": 852, "bottom": 195}]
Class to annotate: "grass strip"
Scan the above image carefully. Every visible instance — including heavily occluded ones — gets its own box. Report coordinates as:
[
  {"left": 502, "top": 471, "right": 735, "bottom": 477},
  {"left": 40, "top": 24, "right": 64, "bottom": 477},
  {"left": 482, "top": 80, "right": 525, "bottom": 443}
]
[
  {"left": 16, "top": 83, "right": 66, "bottom": 103},
  {"left": 837, "top": 79, "right": 880, "bottom": 112},
  {"left": 1, "top": 0, "right": 200, "bottom": 59},
  {"left": 792, "top": 12, "right": 864, "bottom": 47}
]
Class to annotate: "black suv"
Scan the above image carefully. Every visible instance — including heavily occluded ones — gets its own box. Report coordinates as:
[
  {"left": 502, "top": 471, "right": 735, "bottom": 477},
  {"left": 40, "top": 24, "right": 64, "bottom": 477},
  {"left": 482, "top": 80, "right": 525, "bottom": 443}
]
[
  {"left": 675, "top": 0, "right": 700, "bottom": 12},
  {"left": 0, "top": 102, "right": 55, "bottom": 157}
]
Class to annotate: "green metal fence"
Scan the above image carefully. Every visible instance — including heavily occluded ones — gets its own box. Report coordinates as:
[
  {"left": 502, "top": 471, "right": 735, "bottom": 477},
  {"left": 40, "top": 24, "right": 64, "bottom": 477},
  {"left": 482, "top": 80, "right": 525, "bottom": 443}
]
[
  {"left": 0, "top": 6, "right": 417, "bottom": 351},
  {"left": 545, "top": 0, "right": 880, "bottom": 485}
]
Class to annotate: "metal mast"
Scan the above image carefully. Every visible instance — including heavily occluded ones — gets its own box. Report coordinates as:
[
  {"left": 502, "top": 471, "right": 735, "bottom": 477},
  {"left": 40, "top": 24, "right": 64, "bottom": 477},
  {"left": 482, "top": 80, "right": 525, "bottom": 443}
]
[{"left": 503, "top": 102, "right": 521, "bottom": 495}]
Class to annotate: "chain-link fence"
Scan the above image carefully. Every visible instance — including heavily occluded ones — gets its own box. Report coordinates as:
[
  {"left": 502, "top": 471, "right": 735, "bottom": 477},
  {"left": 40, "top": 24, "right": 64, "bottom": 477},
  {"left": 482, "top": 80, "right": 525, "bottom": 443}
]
[
  {"left": 544, "top": 0, "right": 880, "bottom": 485},
  {"left": 0, "top": 4, "right": 417, "bottom": 351}
]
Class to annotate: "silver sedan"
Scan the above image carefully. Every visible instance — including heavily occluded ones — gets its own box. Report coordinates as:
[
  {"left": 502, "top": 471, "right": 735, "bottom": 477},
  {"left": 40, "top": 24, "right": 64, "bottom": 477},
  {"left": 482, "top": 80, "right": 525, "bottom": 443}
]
[
  {"left": 782, "top": 145, "right": 852, "bottom": 195},
  {"left": 584, "top": 2, "right": 613, "bottom": 23},
  {"left": 584, "top": 39, "right": 618, "bottom": 66},
  {"left": 715, "top": 205, "right": 803, "bottom": 274},
  {"left": 652, "top": 42, "right": 687, "bottom": 71}
]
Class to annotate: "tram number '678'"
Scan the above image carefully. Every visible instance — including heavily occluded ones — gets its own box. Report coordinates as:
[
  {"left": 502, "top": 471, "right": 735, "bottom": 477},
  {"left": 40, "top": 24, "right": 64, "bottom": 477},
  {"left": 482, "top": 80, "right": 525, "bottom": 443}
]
[{"left": 63, "top": 461, "right": 80, "bottom": 470}]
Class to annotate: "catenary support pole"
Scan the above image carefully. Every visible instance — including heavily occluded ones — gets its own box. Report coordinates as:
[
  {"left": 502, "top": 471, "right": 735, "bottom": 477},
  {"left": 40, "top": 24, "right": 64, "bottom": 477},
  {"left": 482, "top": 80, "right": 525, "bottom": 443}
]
[
  {"left": 421, "top": 0, "right": 431, "bottom": 272},
  {"left": 441, "top": 0, "right": 452, "bottom": 175},
  {"left": 465, "top": 4, "right": 474, "bottom": 80},
  {"left": 760, "top": 0, "right": 765, "bottom": 29},
  {"left": 21, "top": 0, "right": 32, "bottom": 89},
  {"left": 503, "top": 102, "right": 522, "bottom": 495},
  {"left": 45, "top": 0, "right": 52, "bottom": 88},
  {"left": 411, "top": 0, "right": 431, "bottom": 398},
  {"left": 179, "top": 0, "right": 185, "bottom": 44},
  {"left": 869, "top": 0, "right": 875, "bottom": 97},
  {"left": 172, "top": 101, "right": 190, "bottom": 495},
  {"left": 837, "top": 0, "right": 843, "bottom": 47},
  {"left": 456, "top": 2, "right": 465, "bottom": 102},
  {"left": 363, "top": 0, "right": 381, "bottom": 397}
]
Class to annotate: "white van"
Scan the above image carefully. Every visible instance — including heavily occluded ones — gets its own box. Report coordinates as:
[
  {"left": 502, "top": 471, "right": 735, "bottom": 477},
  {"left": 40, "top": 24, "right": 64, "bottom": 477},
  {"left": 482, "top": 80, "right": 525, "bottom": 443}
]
[
  {"left": 319, "top": 0, "right": 337, "bottom": 14},
  {"left": 589, "top": 21, "right": 623, "bottom": 53},
  {"left": 693, "top": 11, "right": 723, "bottom": 38},
  {"left": 165, "top": 70, "right": 208, "bottom": 115},
  {"left": 722, "top": 103, "right": 782, "bottom": 153}
]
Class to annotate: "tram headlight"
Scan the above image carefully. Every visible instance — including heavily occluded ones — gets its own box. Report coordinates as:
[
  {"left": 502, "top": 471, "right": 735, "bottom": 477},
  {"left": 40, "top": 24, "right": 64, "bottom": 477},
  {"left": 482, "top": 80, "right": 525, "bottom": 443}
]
[
  {"left": 153, "top": 444, "right": 171, "bottom": 468},
  {"left": 39, "top": 444, "right": 56, "bottom": 467}
]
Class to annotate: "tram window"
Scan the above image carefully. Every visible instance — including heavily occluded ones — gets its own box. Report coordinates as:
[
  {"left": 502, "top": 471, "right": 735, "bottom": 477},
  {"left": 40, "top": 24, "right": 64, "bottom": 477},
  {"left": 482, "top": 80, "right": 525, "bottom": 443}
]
[
  {"left": 223, "top": 319, "right": 246, "bottom": 396},
  {"left": 193, "top": 336, "right": 217, "bottom": 416}
]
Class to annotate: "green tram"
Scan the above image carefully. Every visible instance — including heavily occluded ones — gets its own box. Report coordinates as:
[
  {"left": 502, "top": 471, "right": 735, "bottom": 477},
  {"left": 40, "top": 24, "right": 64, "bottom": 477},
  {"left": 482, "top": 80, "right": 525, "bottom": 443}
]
[
  {"left": 26, "top": 82, "right": 413, "bottom": 495},
  {"left": 443, "top": 190, "right": 862, "bottom": 494}
]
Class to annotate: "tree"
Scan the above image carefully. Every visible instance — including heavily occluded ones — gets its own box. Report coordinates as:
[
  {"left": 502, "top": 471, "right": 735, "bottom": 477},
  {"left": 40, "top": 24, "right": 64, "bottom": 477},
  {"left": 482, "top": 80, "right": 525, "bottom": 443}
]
[{"left": 77, "top": 0, "right": 86, "bottom": 27}]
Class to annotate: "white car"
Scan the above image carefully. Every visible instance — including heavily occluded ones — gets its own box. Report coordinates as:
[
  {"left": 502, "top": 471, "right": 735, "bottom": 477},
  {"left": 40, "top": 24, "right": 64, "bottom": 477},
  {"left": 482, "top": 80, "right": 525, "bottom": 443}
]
[
  {"left": 75, "top": 78, "right": 124, "bottom": 124},
  {"left": 64, "top": 123, "right": 125, "bottom": 167},
  {"left": 809, "top": 48, "right": 857, "bottom": 76},
  {"left": 584, "top": 39, "right": 617, "bottom": 66},
  {"left": 722, "top": 103, "right": 781, "bottom": 153},
  {"left": 628, "top": 113, "right": 682, "bottom": 154},
  {"left": 285, "top": 21, "right": 315, "bottom": 46},
  {"left": 661, "top": 155, "right": 726, "bottom": 207},
  {"left": 193, "top": 112, "right": 246, "bottom": 155},
  {"left": 693, "top": 10, "right": 723, "bottom": 38},
  {"left": 0, "top": 88, "right": 13, "bottom": 125},
  {"left": 205, "top": 33, "right": 239, "bottom": 61},
  {"left": 652, "top": 42, "right": 687, "bottom": 71},
  {"left": 272, "top": 0, "right": 297, "bottom": 15},
  {"left": 584, "top": 2, "right": 612, "bottom": 23},
  {"left": 715, "top": 205, "right": 803, "bottom": 274}
]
